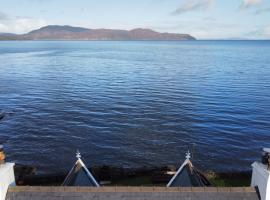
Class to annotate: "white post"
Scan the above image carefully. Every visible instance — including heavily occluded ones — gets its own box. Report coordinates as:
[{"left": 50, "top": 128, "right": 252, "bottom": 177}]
[
  {"left": 0, "top": 163, "right": 16, "bottom": 200},
  {"left": 251, "top": 148, "right": 270, "bottom": 200}
]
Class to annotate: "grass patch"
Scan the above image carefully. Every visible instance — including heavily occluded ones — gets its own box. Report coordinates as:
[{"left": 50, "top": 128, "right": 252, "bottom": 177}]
[{"left": 206, "top": 171, "right": 251, "bottom": 187}]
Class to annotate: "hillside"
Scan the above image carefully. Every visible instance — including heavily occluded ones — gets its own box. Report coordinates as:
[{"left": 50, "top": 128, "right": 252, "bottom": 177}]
[{"left": 0, "top": 25, "right": 196, "bottom": 41}]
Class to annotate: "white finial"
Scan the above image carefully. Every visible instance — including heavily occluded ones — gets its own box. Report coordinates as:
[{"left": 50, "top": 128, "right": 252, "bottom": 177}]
[
  {"left": 76, "top": 150, "right": 81, "bottom": 159},
  {"left": 186, "top": 150, "right": 191, "bottom": 159}
]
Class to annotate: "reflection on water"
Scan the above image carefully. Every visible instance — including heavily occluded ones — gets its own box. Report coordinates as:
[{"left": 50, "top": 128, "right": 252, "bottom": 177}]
[{"left": 0, "top": 41, "right": 270, "bottom": 173}]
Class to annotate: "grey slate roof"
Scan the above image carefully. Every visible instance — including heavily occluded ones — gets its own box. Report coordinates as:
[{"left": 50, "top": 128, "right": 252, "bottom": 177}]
[
  {"left": 6, "top": 186, "right": 260, "bottom": 200},
  {"left": 167, "top": 157, "right": 211, "bottom": 187},
  {"left": 62, "top": 153, "right": 99, "bottom": 187}
]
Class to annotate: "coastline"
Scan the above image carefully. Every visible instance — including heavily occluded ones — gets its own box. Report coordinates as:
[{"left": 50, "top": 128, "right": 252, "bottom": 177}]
[{"left": 14, "top": 164, "right": 251, "bottom": 187}]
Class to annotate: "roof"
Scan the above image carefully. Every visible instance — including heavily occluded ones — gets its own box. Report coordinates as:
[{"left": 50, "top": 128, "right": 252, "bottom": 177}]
[
  {"left": 6, "top": 186, "right": 260, "bottom": 200},
  {"left": 62, "top": 152, "right": 99, "bottom": 187},
  {"left": 167, "top": 153, "right": 211, "bottom": 187}
]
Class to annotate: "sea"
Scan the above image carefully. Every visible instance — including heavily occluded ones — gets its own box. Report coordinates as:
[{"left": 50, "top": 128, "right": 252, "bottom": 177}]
[{"left": 0, "top": 40, "right": 270, "bottom": 173}]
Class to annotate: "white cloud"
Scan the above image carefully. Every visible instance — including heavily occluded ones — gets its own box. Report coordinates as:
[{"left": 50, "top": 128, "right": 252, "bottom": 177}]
[
  {"left": 0, "top": 12, "right": 48, "bottom": 34},
  {"left": 147, "top": 19, "right": 257, "bottom": 40},
  {"left": 254, "top": 7, "right": 270, "bottom": 14},
  {"left": 240, "top": 0, "right": 262, "bottom": 9},
  {"left": 172, "top": 0, "right": 214, "bottom": 15},
  {"left": 0, "top": 11, "right": 9, "bottom": 20},
  {"left": 248, "top": 26, "right": 270, "bottom": 39}
]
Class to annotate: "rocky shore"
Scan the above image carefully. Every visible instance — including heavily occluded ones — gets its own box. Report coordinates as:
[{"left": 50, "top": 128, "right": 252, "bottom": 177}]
[{"left": 14, "top": 164, "right": 251, "bottom": 187}]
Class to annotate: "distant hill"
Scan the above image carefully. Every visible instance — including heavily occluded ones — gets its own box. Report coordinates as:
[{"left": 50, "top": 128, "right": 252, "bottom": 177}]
[
  {"left": 0, "top": 33, "right": 20, "bottom": 40},
  {"left": 0, "top": 25, "right": 196, "bottom": 41}
]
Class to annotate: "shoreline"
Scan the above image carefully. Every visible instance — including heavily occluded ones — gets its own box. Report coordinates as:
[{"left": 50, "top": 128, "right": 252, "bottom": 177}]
[{"left": 15, "top": 164, "right": 251, "bottom": 187}]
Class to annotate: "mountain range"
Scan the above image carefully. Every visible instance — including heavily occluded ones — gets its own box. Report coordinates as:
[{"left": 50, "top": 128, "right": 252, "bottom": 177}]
[{"left": 0, "top": 25, "right": 196, "bottom": 41}]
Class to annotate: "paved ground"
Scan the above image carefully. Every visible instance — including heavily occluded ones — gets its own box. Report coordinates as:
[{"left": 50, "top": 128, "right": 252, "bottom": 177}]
[{"left": 6, "top": 186, "right": 260, "bottom": 200}]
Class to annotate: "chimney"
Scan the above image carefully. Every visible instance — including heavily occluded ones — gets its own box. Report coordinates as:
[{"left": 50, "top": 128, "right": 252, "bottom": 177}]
[
  {"left": 0, "top": 145, "right": 16, "bottom": 200},
  {"left": 251, "top": 148, "right": 270, "bottom": 200}
]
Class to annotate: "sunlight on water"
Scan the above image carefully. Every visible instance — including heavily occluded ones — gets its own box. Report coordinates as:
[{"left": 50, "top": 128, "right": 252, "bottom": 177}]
[{"left": 0, "top": 41, "right": 270, "bottom": 173}]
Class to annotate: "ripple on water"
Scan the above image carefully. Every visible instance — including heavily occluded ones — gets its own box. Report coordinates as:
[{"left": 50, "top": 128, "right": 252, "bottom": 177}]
[{"left": 0, "top": 41, "right": 270, "bottom": 173}]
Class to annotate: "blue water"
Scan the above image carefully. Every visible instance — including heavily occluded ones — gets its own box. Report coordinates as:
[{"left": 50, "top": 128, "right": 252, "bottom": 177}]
[{"left": 0, "top": 41, "right": 270, "bottom": 173}]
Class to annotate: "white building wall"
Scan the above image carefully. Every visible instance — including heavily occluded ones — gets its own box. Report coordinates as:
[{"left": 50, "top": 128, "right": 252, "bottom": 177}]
[
  {"left": 251, "top": 162, "right": 270, "bottom": 200},
  {"left": 0, "top": 163, "right": 15, "bottom": 200}
]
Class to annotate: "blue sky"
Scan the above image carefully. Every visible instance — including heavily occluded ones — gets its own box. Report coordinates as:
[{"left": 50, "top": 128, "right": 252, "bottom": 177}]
[{"left": 0, "top": 0, "right": 269, "bottom": 39}]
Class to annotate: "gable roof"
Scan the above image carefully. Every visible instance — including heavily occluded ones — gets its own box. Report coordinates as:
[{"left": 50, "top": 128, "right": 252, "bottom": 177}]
[
  {"left": 62, "top": 152, "right": 99, "bottom": 187},
  {"left": 167, "top": 152, "right": 211, "bottom": 187}
]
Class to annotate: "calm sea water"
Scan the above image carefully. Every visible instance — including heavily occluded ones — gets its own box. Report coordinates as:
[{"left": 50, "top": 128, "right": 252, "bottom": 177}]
[{"left": 0, "top": 41, "right": 270, "bottom": 173}]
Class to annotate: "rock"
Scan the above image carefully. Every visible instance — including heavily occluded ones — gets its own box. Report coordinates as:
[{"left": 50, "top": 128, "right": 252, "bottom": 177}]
[
  {"left": 165, "top": 165, "right": 177, "bottom": 172},
  {"left": 14, "top": 164, "right": 37, "bottom": 185},
  {"left": 0, "top": 112, "right": 5, "bottom": 121}
]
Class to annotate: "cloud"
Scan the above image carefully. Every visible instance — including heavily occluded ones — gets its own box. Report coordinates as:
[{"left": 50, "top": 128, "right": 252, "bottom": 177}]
[
  {"left": 0, "top": 11, "right": 48, "bottom": 34},
  {"left": 239, "top": 0, "right": 262, "bottom": 9},
  {"left": 254, "top": 7, "right": 270, "bottom": 14},
  {"left": 147, "top": 19, "right": 248, "bottom": 40},
  {"left": 172, "top": 0, "right": 214, "bottom": 15},
  {"left": 239, "top": 0, "right": 269, "bottom": 15},
  {"left": 203, "top": 16, "right": 216, "bottom": 21},
  {"left": 245, "top": 26, "right": 270, "bottom": 39},
  {"left": 0, "top": 11, "right": 9, "bottom": 20}
]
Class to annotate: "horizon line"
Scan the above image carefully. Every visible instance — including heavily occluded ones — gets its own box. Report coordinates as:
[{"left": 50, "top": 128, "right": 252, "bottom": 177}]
[{"left": 0, "top": 24, "right": 269, "bottom": 41}]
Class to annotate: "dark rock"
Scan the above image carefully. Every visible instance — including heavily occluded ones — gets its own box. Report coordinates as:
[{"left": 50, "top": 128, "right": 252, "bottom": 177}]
[
  {"left": 151, "top": 171, "right": 172, "bottom": 183},
  {"left": 0, "top": 112, "right": 5, "bottom": 121},
  {"left": 95, "top": 165, "right": 112, "bottom": 181},
  {"left": 14, "top": 164, "right": 36, "bottom": 185},
  {"left": 162, "top": 165, "right": 177, "bottom": 172},
  {"left": 22, "top": 173, "right": 66, "bottom": 186},
  {"left": 12, "top": 164, "right": 253, "bottom": 187}
]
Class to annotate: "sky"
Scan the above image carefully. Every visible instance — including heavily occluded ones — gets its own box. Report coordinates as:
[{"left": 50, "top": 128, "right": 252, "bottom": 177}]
[{"left": 0, "top": 0, "right": 269, "bottom": 39}]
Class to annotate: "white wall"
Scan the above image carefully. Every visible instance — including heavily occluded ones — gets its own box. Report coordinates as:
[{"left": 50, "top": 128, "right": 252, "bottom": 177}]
[
  {"left": 0, "top": 163, "right": 15, "bottom": 200},
  {"left": 251, "top": 162, "right": 270, "bottom": 200}
]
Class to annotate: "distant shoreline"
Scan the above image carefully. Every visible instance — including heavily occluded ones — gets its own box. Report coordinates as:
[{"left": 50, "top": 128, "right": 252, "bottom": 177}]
[
  {"left": 0, "top": 25, "right": 196, "bottom": 41},
  {"left": 0, "top": 39, "right": 269, "bottom": 42}
]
